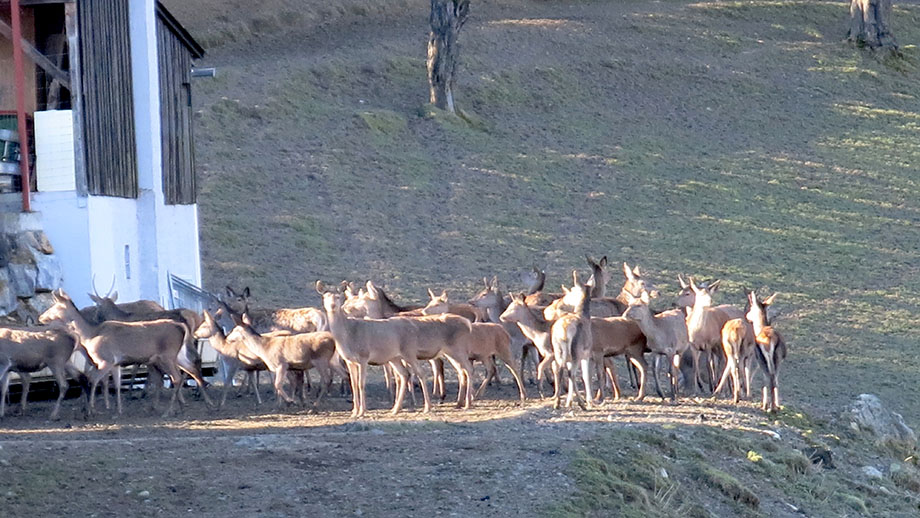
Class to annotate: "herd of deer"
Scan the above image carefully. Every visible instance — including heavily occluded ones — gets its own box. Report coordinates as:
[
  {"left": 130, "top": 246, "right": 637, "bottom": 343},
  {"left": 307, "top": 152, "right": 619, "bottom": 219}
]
[{"left": 0, "top": 256, "right": 787, "bottom": 421}]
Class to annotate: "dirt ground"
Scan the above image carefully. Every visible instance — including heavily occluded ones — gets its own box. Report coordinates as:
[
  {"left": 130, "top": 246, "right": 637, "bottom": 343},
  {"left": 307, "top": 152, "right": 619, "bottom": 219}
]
[{"left": 0, "top": 372, "right": 778, "bottom": 517}]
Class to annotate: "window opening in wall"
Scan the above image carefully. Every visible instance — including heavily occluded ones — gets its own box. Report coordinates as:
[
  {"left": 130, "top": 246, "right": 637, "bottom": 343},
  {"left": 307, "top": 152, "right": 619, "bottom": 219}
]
[{"left": 124, "top": 245, "right": 131, "bottom": 280}]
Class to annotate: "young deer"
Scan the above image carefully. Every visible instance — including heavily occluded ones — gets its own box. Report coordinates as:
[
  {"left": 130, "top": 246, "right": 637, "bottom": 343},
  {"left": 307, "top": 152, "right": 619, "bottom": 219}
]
[
  {"left": 226, "top": 324, "right": 336, "bottom": 407},
  {"left": 621, "top": 291, "right": 691, "bottom": 400},
  {"left": 746, "top": 292, "right": 785, "bottom": 412},
  {"left": 549, "top": 271, "right": 594, "bottom": 410},
  {"left": 499, "top": 292, "right": 555, "bottom": 397},
  {"left": 683, "top": 278, "right": 744, "bottom": 394},
  {"left": 0, "top": 326, "right": 79, "bottom": 419},
  {"left": 39, "top": 290, "right": 194, "bottom": 416},
  {"left": 469, "top": 276, "right": 540, "bottom": 383},
  {"left": 194, "top": 310, "right": 268, "bottom": 407}
]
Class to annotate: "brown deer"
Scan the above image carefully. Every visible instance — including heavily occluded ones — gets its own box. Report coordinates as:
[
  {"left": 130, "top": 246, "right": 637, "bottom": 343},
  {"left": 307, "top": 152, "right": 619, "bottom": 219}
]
[
  {"left": 621, "top": 291, "right": 691, "bottom": 400},
  {"left": 194, "top": 310, "right": 268, "bottom": 407},
  {"left": 499, "top": 292, "right": 555, "bottom": 397},
  {"left": 549, "top": 271, "right": 594, "bottom": 409},
  {"left": 223, "top": 286, "right": 327, "bottom": 333},
  {"left": 0, "top": 326, "right": 80, "bottom": 419},
  {"left": 683, "top": 277, "right": 744, "bottom": 394},
  {"left": 421, "top": 289, "right": 482, "bottom": 322},
  {"left": 589, "top": 317, "right": 649, "bottom": 402},
  {"left": 39, "top": 290, "right": 192, "bottom": 416},
  {"left": 746, "top": 292, "right": 785, "bottom": 412},
  {"left": 713, "top": 316, "right": 755, "bottom": 405},
  {"left": 469, "top": 276, "right": 541, "bottom": 384},
  {"left": 317, "top": 281, "right": 429, "bottom": 417},
  {"left": 226, "top": 323, "right": 337, "bottom": 407},
  {"left": 87, "top": 295, "right": 212, "bottom": 406}
]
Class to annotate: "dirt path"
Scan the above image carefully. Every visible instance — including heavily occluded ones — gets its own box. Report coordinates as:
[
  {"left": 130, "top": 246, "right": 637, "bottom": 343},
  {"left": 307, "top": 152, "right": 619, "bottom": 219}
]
[{"left": 0, "top": 379, "right": 776, "bottom": 517}]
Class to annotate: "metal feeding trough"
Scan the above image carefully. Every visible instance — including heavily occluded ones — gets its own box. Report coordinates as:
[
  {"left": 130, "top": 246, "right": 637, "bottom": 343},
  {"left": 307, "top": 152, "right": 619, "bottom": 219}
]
[{"left": 0, "top": 129, "right": 22, "bottom": 193}]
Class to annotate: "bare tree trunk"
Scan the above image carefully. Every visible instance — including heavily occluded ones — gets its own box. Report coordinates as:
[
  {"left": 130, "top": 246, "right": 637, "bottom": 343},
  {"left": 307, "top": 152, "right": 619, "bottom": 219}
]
[
  {"left": 846, "top": 0, "right": 898, "bottom": 52},
  {"left": 427, "top": 0, "right": 470, "bottom": 113}
]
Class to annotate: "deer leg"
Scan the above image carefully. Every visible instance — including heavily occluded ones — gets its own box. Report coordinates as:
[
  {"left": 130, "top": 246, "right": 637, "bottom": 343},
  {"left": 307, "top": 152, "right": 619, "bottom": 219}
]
[
  {"left": 273, "top": 364, "right": 295, "bottom": 406},
  {"left": 0, "top": 366, "right": 10, "bottom": 417},
  {"left": 388, "top": 361, "right": 410, "bottom": 415},
  {"left": 651, "top": 355, "right": 665, "bottom": 400},
  {"left": 497, "top": 342, "right": 527, "bottom": 403},
  {"left": 551, "top": 360, "right": 562, "bottom": 409},
  {"left": 581, "top": 357, "right": 596, "bottom": 408},
  {"left": 670, "top": 353, "right": 681, "bottom": 401},
  {"left": 18, "top": 372, "right": 31, "bottom": 415},
  {"left": 712, "top": 357, "right": 732, "bottom": 399},
  {"left": 605, "top": 359, "right": 620, "bottom": 401},
  {"left": 405, "top": 359, "right": 431, "bottom": 414},
  {"left": 536, "top": 355, "right": 554, "bottom": 399},
  {"left": 357, "top": 362, "right": 369, "bottom": 418},
  {"left": 313, "top": 365, "right": 331, "bottom": 408},
  {"left": 112, "top": 366, "right": 124, "bottom": 415},
  {"left": 429, "top": 358, "right": 445, "bottom": 402},
  {"left": 49, "top": 366, "right": 68, "bottom": 420},
  {"left": 629, "top": 354, "right": 647, "bottom": 402},
  {"left": 382, "top": 363, "right": 393, "bottom": 397}
]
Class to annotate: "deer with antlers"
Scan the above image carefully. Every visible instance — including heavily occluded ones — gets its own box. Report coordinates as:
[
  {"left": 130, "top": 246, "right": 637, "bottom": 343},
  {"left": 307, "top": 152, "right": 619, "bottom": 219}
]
[{"left": 39, "top": 290, "right": 198, "bottom": 416}]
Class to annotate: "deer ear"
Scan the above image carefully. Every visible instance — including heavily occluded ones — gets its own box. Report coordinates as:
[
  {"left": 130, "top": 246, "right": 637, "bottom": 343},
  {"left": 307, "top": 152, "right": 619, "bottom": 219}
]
[
  {"left": 440, "top": 290, "right": 448, "bottom": 300},
  {"left": 225, "top": 286, "right": 236, "bottom": 297},
  {"left": 586, "top": 255, "right": 595, "bottom": 267},
  {"left": 427, "top": 288, "right": 437, "bottom": 300},
  {"left": 689, "top": 276, "right": 700, "bottom": 293},
  {"left": 491, "top": 276, "right": 499, "bottom": 289},
  {"left": 242, "top": 312, "right": 252, "bottom": 325},
  {"left": 709, "top": 279, "right": 721, "bottom": 292},
  {"left": 677, "top": 274, "right": 688, "bottom": 289},
  {"left": 762, "top": 292, "right": 778, "bottom": 306},
  {"left": 315, "top": 280, "right": 326, "bottom": 294},
  {"left": 242, "top": 287, "right": 250, "bottom": 298},
  {"left": 599, "top": 256, "right": 607, "bottom": 267},
  {"left": 110, "top": 291, "right": 118, "bottom": 302},
  {"left": 623, "top": 262, "right": 635, "bottom": 280},
  {"left": 482, "top": 277, "right": 490, "bottom": 288},
  {"left": 633, "top": 265, "right": 642, "bottom": 277},
  {"left": 88, "top": 293, "right": 99, "bottom": 303},
  {"left": 561, "top": 285, "right": 570, "bottom": 295}
]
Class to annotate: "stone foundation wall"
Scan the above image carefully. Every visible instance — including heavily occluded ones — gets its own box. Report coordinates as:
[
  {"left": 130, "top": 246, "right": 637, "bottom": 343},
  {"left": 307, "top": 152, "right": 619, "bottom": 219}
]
[{"left": 0, "top": 218, "right": 63, "bottom": 323}]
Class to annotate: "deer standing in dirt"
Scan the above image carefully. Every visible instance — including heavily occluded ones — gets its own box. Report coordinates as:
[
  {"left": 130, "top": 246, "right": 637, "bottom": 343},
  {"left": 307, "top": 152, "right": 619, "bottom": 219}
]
[
  {"left": 683, "top": 278, "right": 744, "bottom": 394},
  {"left": 317, "top": 281, "right": 429, "bottom": 417},
  {"left": 469, "top": 276, "right": 541, "bottom": 385},
  {"left": 226, "top": 322, "right": 337, "bottom": 408},
  {"left": 39, "top": 290, "right": 193, "bottom": 416},
  {"left": 549, "top": 271, "right": 595, "bottom": 409},
  {"left": 0, "top": 326, "right": 80, "bottom": 419},
  {"left": 88, "top": 294, "right": 212, "bottom": 406},
  {"left": 499, "top": 292, "right": 556, "bottom": 397},
  {"left": 194, "top": 310, "right": 267, "bottom": 407},
  {"left": 621, "top": 291, "right": 691, "bottom": 400},
  {"left": 746, "top": 292, "right": 785, "bottom": 412}
]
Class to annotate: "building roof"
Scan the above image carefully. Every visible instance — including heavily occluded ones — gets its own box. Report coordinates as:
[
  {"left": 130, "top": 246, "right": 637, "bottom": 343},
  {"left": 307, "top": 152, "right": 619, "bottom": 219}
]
[{"left": 155, "top": 1, "right": 205, "bottom": 59}]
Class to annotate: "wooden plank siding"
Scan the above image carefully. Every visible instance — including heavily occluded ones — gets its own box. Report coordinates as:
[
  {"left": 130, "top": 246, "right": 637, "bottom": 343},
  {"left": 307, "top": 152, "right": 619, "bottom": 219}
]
[
  {"left": 156, "top": 13, "right": 196, "bottom": 205},
  {"left": 78, "top": 0, "right": 138, "bottom": 198}
]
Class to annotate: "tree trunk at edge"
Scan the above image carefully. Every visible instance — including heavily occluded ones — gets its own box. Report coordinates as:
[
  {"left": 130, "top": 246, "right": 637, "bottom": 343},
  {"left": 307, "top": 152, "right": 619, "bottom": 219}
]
[
  {"left": 846, "top": 0, "right": 898, "bottom": 52},
  {"left": 428, "top": 0, "right": 470, "bottom": 113}
]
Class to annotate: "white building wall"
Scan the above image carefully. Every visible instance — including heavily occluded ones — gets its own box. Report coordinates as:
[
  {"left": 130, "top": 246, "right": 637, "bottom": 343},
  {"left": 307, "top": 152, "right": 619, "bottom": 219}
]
[
  {"left": 86, "top": 196, "right": 143, "bottom": 303},
  {"left": 30, "top": 0, "right": 202, "bottom": 311},
  {"left": 30, "top": 191, "right": 92, "bottom": 308}
]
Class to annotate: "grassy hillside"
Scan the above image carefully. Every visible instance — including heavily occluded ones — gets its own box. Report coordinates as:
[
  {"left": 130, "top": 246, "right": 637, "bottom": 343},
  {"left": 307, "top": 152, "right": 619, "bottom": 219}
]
[
  {"left": 180, "top": 1, "right": 920, "bottom": 513},
  {"left": 189, "top": 0, "right": 920, "bottom": 419}
]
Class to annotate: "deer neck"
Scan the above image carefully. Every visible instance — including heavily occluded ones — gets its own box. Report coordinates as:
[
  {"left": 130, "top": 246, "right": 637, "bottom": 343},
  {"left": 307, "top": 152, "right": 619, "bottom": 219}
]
[
  {"left": 687, "top": 302, "right": 708, "bottom": 333},
  {"left": 65, "top": 303, "right": 99, "bottom": 341},
  {"left": 750, "top": 314, "right": 767, "bottom": 337}
]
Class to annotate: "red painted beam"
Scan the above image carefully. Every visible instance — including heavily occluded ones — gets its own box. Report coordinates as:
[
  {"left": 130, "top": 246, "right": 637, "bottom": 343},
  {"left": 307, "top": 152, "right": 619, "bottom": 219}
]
[{"left": 11, "top": 0, "right": 32, "bottom": 212}]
